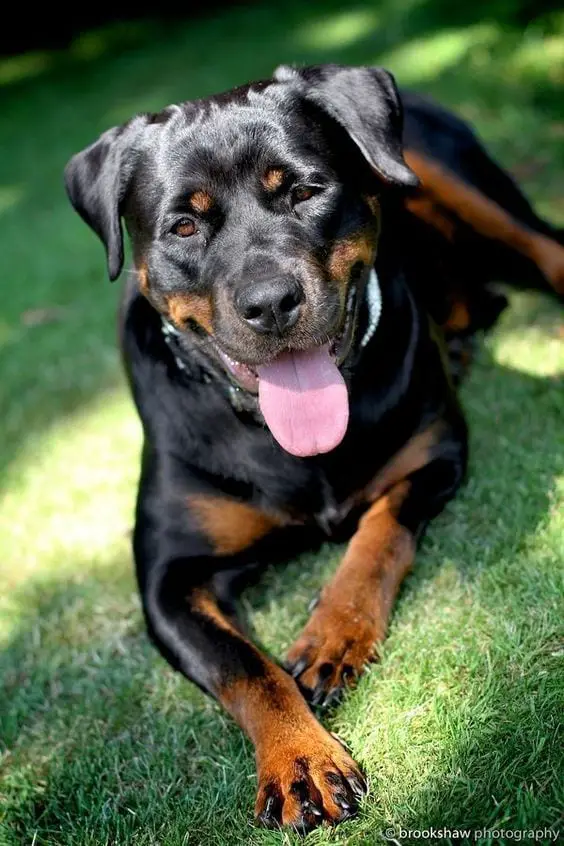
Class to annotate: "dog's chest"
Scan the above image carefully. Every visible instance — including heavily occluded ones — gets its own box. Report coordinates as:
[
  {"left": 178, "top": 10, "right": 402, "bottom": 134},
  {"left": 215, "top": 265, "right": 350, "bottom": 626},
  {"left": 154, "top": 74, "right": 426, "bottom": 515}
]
[{"left": 249, "top": 437, "right": 397, "bottom": 539}]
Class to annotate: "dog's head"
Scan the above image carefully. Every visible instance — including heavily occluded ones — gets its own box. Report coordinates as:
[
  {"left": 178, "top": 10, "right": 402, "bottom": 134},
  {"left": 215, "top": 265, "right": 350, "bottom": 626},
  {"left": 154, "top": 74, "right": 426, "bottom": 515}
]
[{"left": 65, "top": 64, "right": 417, "bottom": 457}]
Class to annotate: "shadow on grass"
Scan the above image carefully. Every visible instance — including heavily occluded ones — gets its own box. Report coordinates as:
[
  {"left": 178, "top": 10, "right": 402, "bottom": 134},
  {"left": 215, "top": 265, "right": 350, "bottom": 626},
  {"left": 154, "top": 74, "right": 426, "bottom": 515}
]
[
  {"left": 2, "top": 342, "right": 563, "bottom": 843},
  {"left": 1, "top": 557, "right": 254, "bottom": 845}
]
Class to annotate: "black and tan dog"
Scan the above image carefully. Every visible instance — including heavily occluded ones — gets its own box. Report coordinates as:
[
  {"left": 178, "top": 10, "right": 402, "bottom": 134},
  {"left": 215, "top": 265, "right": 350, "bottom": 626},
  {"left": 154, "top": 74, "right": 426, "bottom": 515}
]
[{"left": 65, "top": 64, "right": 564, "bottom": 831}]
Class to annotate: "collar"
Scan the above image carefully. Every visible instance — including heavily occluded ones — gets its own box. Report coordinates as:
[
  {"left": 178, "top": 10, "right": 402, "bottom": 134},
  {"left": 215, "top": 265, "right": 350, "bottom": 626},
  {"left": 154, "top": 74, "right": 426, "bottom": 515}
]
[
  {"left": 360, "top": 268, "right": 382, "bottom": 347},
  {"left": 161, "top": 267, "right": 382, "bottom": 403}
]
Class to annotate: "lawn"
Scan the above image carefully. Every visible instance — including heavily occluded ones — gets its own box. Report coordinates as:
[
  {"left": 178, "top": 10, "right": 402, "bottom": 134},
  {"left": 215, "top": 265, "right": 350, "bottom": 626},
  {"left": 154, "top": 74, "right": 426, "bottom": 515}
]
[{"left": 1, "top": 0, "right": 563, "bottom": 844}]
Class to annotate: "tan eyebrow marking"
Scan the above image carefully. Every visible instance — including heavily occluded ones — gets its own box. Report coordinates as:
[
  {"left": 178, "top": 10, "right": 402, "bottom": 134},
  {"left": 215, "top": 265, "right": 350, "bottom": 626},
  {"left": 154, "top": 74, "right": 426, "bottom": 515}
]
[
  {"left": 261, "top": 167, "right": 285, "bottom": 192},
  {"left": 189, "top": 190, "right": 213, "bottom": 213}
]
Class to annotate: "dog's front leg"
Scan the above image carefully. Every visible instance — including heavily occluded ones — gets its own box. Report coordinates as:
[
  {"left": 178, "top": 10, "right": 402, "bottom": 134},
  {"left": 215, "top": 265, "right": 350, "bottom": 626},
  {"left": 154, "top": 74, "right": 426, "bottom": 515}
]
[
  {"left": 136, "top": 492, "right": 366, "bottom": 831},
  {"left": 286, "top": 443, "right": 465, "bottom": 706}
]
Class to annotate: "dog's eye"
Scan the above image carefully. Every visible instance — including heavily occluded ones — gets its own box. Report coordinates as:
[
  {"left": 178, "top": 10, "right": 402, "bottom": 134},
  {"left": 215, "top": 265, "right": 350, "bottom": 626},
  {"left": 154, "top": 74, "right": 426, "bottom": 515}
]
[
  {"left": 292, "top": 185, "right": 318, "bottom": 205},
  {"left": 172, "top": 218, "right": 196, "bottom": 237}
]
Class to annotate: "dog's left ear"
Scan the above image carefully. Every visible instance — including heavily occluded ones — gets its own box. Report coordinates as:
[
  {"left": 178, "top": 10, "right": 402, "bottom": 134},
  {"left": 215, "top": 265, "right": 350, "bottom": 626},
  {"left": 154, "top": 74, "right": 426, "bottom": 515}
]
[
  {"left": 64, "top": 115, "right": 148, "bottom": 281},
  {"left": 274, "top": 64, "right": 418, "bottom": 189}
]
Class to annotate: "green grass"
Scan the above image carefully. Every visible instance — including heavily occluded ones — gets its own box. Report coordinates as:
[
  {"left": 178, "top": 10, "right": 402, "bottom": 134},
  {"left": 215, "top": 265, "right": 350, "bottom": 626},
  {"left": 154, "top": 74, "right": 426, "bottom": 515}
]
[{"left": 1, "top": 1, "right": 564, "bottom": 843}]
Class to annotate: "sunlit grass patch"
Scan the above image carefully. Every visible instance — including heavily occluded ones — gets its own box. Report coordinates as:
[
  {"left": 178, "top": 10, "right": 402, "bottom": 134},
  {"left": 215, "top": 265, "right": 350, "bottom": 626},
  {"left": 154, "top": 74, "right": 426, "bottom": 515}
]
[
  {"left": 296, "top": 8, "right": 380, "bottom": 50},
  {"left": 379, "top": 24, "right": 499, "bottom": 84}
]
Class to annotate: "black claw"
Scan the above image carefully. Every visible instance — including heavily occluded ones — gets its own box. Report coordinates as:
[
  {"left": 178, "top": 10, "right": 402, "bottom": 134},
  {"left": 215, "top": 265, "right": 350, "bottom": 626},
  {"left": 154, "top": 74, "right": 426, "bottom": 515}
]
[
  {"left": 307, "top": 592, "right": 320, "bottom": 613},
  {"left": 310, "top": 663, "right": 337, "bottom": 706},
  {"left": 293, "top": 815, "right": 317, "bottom": 835},
  {"left": 264, "top": 796, "right": 277, "bottom": 816},
  {"left": 347, "top": 773, "right": 368, "bottom": 799},
  {"left": 311, "top": 683, "right": 328, "bottom": 706},
  {"left": 301, "top": 799, "right": 323, "bottom": 829},
  {"left": 342, "top": 664, "right": 356, "bottom": 681},
  {"left": 330, "top": 731, "right": 352, "bottom": 753},
  {"left": 322, "top": 685, "right": 344, "bottom": 709},
  {"left": 296, "top": 683, "right": 316, "bottom": 706},
  {"left": 337, "top": 796, "right": 351, "bottom": 812},
  {"left": 291, "top": 798, "right": 324, "bottom": 834},
  {"left": 256, "top": 788, "right": 283, "bottom": 828},
  {"left": 303, "top": 800, "right": 323, "bottom": 819},
  {"left": 303, "top": 798, "right": 325, "bottom": 832},
  {"left": 257, "top": 809, "right": 278, "bottom": 828},
  {"left": 332, "top": 786, "right": 358, "bottom": 823},
  {"left": 287, "top": 655, "right": 309, "bottom": 678}
]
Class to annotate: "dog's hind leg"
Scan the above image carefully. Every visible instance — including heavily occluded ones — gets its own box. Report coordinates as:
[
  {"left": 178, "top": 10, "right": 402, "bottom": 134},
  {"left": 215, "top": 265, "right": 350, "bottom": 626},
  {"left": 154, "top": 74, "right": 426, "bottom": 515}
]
[{"left": 404, "top": 149, "right": 564, "bottom": 297}]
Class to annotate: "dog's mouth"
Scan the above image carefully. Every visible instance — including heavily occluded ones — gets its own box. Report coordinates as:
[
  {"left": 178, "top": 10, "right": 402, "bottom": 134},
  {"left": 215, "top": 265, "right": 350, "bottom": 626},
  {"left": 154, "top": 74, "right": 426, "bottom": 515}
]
[
  {"left": 217, "top": 286, "right": 358, "bottom": 391},
  {"left": 215, "top": 285, "right": 360, "bottom": 457}
]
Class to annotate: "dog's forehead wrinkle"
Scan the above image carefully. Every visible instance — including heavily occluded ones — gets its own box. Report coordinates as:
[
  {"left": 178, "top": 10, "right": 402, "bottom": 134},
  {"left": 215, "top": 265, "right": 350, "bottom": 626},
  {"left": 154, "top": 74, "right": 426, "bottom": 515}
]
[
  {"left": 199, "top": 97, "right": 286, "bottom": 140},
  {"left": 149, "top": 106, "right": 215, "bottom": 175},
  {"left": 157, "top": 123, "right": 288, "bottom": 189},
  {"left": 147, "top": 93, "right": 324, "bottom": 189}
]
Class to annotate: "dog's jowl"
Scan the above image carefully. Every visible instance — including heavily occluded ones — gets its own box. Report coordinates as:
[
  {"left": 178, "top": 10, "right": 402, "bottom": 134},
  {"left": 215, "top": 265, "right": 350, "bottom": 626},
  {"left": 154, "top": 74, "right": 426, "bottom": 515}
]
[{"left": 65, "top": 63, "right": 564, "bottom": 831}]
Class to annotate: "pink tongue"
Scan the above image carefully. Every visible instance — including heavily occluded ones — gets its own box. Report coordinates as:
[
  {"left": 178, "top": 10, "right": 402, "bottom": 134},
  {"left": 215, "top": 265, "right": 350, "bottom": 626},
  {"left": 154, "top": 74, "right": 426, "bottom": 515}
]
[{"left": 257, "top": 344, "right": 349, "bottom": 457}]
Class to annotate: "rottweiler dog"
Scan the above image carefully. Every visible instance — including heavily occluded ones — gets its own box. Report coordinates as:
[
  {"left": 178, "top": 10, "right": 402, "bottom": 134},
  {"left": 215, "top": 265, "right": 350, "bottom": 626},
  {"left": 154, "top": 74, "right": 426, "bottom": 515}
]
[{"left": 65, "top": 64, "right": 564, "bottom": 831}]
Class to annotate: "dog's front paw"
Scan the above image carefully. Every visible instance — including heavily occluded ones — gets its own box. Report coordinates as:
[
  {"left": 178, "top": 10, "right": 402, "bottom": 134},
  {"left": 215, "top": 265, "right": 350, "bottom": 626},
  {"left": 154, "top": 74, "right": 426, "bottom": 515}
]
[
  {"left": 285, "top": 602, "right": 382, "bottom": 707},
  {"left": 254, "top": 724, "right": 367, "bottom": 832}
]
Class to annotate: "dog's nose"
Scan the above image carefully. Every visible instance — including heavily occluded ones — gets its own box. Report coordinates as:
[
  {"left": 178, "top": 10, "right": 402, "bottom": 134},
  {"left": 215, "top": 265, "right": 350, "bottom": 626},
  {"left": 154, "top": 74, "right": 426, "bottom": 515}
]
[{"left": 235, "top": 279, "right": 303, "bottom": 336}]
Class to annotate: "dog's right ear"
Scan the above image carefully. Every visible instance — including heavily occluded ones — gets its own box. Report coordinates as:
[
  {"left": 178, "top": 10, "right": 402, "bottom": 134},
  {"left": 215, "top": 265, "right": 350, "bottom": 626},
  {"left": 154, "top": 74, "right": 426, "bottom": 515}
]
[{"left": 64, "top": 116, "right": 148, "bottom": 281}]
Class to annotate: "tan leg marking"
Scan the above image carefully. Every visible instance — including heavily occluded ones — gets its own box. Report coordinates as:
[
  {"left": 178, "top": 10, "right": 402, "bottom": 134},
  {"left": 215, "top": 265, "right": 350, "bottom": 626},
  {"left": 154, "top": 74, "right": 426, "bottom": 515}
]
[
  {"left": 363, "top": 421, "right": 444, "bottom": 503},
  {"left": 404, "top": 149, "right": 564, "bottom": 294},
  {"left": 187, "top": 495, "right": 285, "bottom": 555},
  {"left": 286, "top": 422, "right": 444, "bottom": 702},
  {"left": 286, "top": 482, "right": 415, "bottom": 701},
  {"left": 189, "top": 588, "right": 367, "bottom": 829}
]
